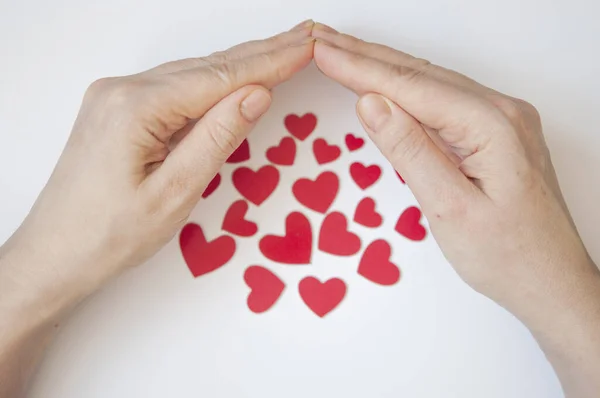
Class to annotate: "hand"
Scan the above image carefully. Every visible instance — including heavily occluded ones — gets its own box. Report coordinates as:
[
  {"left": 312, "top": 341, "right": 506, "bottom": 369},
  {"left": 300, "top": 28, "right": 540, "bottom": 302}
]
[{"left": 312, "top": 23, "right": 600, "bottom": 397}]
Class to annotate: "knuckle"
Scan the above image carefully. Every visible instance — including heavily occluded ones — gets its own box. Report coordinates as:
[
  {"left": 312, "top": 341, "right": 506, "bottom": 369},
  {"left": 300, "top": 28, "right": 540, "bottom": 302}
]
[
  {"left": 391, "top": 63, "right": 427, "bottom": 84},
  {"left": 489, "top": 95, "right": 525, "bottom": 121},
  {"left": 410, "top": 57, "right": 432, "bottom": 70},
  {"left": 207, "top": 62, "right": 237, "bottom": 86},
  {"left": 85, "top": 77, "right": 118, "bottom": 98},
  {"left": 387, "top": 121, "right": 428, "bottom": 164},
  {"left": 206, "top": 118, "right": 241, "bottom": 160}
]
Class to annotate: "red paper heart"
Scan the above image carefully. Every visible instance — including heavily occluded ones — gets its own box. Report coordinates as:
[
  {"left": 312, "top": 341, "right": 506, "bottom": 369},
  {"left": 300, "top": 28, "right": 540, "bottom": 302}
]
[
  {"left": 226, "top": 139, "right": 250, "bottom": 164},
  {"left": 395, "top": 206, "right": 426, "bottom": 241},
  {"left": 299, "top": 277, "right": 347, "bottom": 317},
  {"left": 222, "top": 200, "right": 258, "bottom": 237},
  {"left": 350, "top": 162, "right": 382, "bottom": 190},
  {"left": 202, "top": 173, "right": 221, "bottom": 199},
  {"left": 232, "top": 165, "right": 279, "bottom": 206},
  {"left": 266, "top": 137, "right": 296, "bottom": 166},
  {"left": 259, "top": 212, "right": 312, "bottom": 264},
  {"left": 345, "top": 133, "right": 364, "bottom": 151},
  {"left": 396, "top": 171, "right": 406, "bottom": 184},
  {"left": 284, "top": 113, "right": 317, "bottom": 141},
  {"left": 179, "top": 223, "right": 236, "bottom": 278},
  {"left": 244, "top": 265, "right": 285, "bottom": 313},
  {"left": 313, "top": 138, "right": 341, "bottom": 165},
  {"left": 319, "top": 212, "right": 361, "bottom": 256},
  {"left": 358, "top": 239, "right": 400, "bottom": 286},
  {"left": 353, "top": 197, "right": 383, "bottom": 228},
  {"left": 292, "top": 171, "right": 339, "bottom": 213}
]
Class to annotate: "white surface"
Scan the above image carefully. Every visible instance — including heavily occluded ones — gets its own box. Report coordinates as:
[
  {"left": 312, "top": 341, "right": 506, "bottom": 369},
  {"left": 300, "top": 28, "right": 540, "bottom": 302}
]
[{"left": 1, "top": 1, "right": 599, "bottom": 397}]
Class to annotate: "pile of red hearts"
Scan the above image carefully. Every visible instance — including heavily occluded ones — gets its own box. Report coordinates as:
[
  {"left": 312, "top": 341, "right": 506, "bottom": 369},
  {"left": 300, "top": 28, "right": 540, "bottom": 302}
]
[{"left": 179, "top": 113, "right": 426, "bottom": 317}]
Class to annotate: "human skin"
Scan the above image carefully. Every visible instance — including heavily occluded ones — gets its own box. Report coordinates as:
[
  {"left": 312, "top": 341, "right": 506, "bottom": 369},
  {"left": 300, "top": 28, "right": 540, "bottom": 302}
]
[{"left": 1, "top": 20, "right": 599, "bottom": 398}]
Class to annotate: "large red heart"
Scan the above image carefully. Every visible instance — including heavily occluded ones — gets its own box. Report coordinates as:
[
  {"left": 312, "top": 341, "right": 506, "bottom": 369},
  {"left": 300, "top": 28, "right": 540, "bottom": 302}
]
[
  {"left": 202, "top": 173, "right": 221, "bottom": 199},
  {"left": 226, "top": 139, "right": 250, "bottom": 164},
  {"left": 299, "top": 277, "right": 347, "bottom": 317},
  {"left": 222, "top": 200, "right": 257, "bottom": 237},
  {"left": 232, "top": 165, "right": 279, "bottom": 206},
  {"left": 284, "top": 113, "right": 317, "bottom": 141},
  {"left": 259, "top": 212, "right": 312, "bottom": 264},
  {"left": 313, "top": 138, "right": 341, "bottom": 165},
  {"left": 244, "top": 265, "right": 285, "bottom": 313},
  {"left": 179, "top": 223, "right": 236, "bottom": 278},
  {"left": 319, "top": 212, "right": 361, "bottom": 256},
  {"left": 353, "top": 197, "right": 383, "bottom": 228},
  {"left": 292, "top": 171, "right": 339, "bottom": 213},
  {"left": 266, "top": 137, "right": 296, "bottom": 166},
  {"left": 395, "top": 206, "right": 426, "bottom": 241},
  {"left": 345, "top": 133, "right": 364, "bottom": 151},
  {"left": 358, "top": 239, "right": 400, "bottom": 286},
  {"left": 350, "top": 162, "right": 382, "bottom": 190}
]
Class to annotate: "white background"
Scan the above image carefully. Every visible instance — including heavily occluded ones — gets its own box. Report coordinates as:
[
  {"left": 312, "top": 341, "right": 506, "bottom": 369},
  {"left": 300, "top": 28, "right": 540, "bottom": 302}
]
[{"left": 1, "top": 0, "right": 599, "bottom": 397}]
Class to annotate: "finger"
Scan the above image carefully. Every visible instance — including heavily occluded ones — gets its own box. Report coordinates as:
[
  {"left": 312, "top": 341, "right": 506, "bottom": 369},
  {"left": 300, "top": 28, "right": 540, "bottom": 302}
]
[
  {"left": 313, "top": 41, "right": 508, "bottom": 156},
  {"left": 144, "top": 20, "right": 314, "bottom": 75},
  {"left": 356, "top": 93, "right": 482, "bottom": 213},
  {"left": 312, "top": 23, "right": 490, "bottom": 94},
  {"left": 144, "top": 85, "right": 271, "bottom": 206},
  {"left": 147, "top": 41, "right": 313, "bottom": 141}
]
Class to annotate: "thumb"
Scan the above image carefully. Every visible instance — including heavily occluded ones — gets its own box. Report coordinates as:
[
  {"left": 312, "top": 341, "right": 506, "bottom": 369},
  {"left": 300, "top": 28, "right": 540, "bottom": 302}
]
[
  {"left": 356, "top": 93, "right": 476, "bottom": 213},
  {"left": 149, "top": 85, "right": 271, "bottom": 203}
]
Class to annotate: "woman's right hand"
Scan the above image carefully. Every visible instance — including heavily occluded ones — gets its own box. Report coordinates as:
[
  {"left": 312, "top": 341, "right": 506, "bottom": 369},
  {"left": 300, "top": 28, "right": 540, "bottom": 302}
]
[{"left": 312, "top": 24, "right": 600, "bottom": 398}]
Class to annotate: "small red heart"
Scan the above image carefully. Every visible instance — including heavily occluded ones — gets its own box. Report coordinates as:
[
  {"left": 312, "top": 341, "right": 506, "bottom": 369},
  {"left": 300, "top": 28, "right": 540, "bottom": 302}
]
[
  {"left": 259, "top": 212, "right": 312, "bottom": 264},
  {"left": 266, "top": 137, "right": 296, "bottom": 166},
  {"left": 396, "top": 171, "right": 406, "bottom": 184},
  {"left": 244, "top": 265, "right": 285, "bottom": 313},
  {"left": 179, "top": 223, "right": 236, "bottom": 278},
  {"left": 202, "top": 173, "right": 221, "bottom": 199},
  {"left": 313, "top": 138, "right": 341, "bottom": 165},
  {"left": 226, "top": 139, "right": 250, "bottom": 164},
  {"left": 284, "top": 113, "right": 317, "bottom": 141},
  {"left": 232, "top": 165, "right": 279, "bottom": 206},
  {"left": 299, "top": 277, "right": 346, "bottom": 317},
  {"left": 345, "top": 133, "right": 364, "bottom": 151},
  {"left": 350, "top": 162, "right": 382, "bottom": 190},
  {"left": 353, "top": 198, "right": 383, "bottom": 228},
  {"left": 358, "top": 240, "right": 400, "bottom": 286},
  {"left": 292, "top": 171, "right": 339, "bottom": 213},
  {"left": 395, "top": 206, "right": 427, "bottom": 241},
  {"left": 319, "top": 212, "right": 361, "bottom": 256},
  {"left": 222, "top": 200, "right": 258, "bottom": 237}
]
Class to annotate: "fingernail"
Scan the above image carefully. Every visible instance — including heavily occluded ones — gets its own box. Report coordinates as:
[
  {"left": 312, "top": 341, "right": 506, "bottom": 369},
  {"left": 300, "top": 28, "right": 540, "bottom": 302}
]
[
  {"left": 357, "top": 94, "right": 392, "bottom": 132},
  {"left": 240, "top": 90, "right": 272, "bottom": 122},
  {"left": 290, "top": 19, "right": 314, "bottom": 31},
  {"left": 313, "top": 22, "right": 338, "bottom": 34}
]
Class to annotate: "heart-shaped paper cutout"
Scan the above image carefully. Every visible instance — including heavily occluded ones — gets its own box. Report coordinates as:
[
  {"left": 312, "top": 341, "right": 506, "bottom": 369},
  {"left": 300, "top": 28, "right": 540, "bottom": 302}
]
[
  {"left": 358, "top": 239, "right": 400, "bottom": 286},
  {"left": 345, "top": 134, "right": 364, "bottom": 151},
  {"left": 319, "top": 212, "right": 361, "bottom": 256},
  {"left": 226, "top": 139, "right": 250, "bottom": 164},
  {"left": 244, "top": 265, "right": 285, "bottom": 313},
  {"left": 259, "top": 212, "right": 312, "bottom": 264},
  {"left": 395, "top": 206, "right": 426, "bottom": 241},
  {"left": 313, "top": 138, "right": 341, "bottom": 165},
  {"left": 180, "top": 223, "right": 236, "bottom": 278},
  {"left": 350, "top": 162, "right": 382, "bottom": 190},
  {"left": 232, "top": 165, "right": 279, "bottom": 206},
  {"left": 266, "top": 137, "right": 296, "bottom": 166},
  {"left": 222, "top": 200, "right": 258, "bottom": 237},
  {"left": 299, "top": 277, "right": 347, "bottom": 317},
  {"left": 284, "top": 113, "right": 317, "bottom": 141},
  {"left": 396, "top": 171, "right": 406, "bottom": 184},
  {"left": 353, "top": 197, "right": 383, "bottom": 228},
  {"left": 202, "top": 173, "right": 221, "bottom": 199},
  {"left": 292, "top": 171, "right": 339, "bottom": 213}
]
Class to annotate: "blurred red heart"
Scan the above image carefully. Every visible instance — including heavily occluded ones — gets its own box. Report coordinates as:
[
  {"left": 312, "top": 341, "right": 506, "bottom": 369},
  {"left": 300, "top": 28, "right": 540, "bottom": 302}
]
[
  {"left": 358, "top": 239, "right": 400, "bottom": 286},
  {"left": 350, "top": 162, "right": 382, "bottom": 190},
  {"left": 284, "top": 113, "right": 317, "bottom": 141},
  {"left": 244, "top": 266, "right": 285, "bottom": 313},
  {"left": 319, "top": 212, "right": 361, "bottom": 256},
  {"left": 266, "top": 137, "right": 296, "bottom": 166},
  {"left": 313, "top": 138, "right": 341, "bottom": 165},
  {"left": 345, "top": 133, "right": 364, "bottom": 151},
  {"left": 180, "top": 223, "right": 235, "bottom": 278},
  {"left": 226, "top": 139, "right": 250, "bottom": 163},
  {"left": 222, "top": 200, "right": 258, "bottom": 237},
  {"left": 395, "top": 206, "right": 426, "bottom": 241},
  {"left": 232, "top": 165, "right": 279, "bottom": 206},
  {"left": 292, "top": 171, "right": 339, "bottom": 213},
  {"left": 259, "top": 212, "right": 312, "bottom": 264},
  {"left": 299, "top": 277, "right": 347, "bottom": 317},
  {"left": 353, "top": 197, "right": 383, "bottom": 228},
  {"left": 202, "top": 173, "right": 221, "bottom": 199}
]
